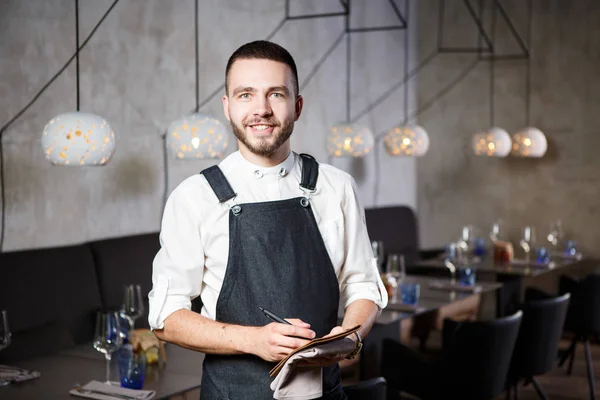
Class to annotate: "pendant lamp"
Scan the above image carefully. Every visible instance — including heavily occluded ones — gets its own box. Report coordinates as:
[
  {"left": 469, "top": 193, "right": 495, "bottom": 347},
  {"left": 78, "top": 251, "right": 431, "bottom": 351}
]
[
  {"left": 166, "top": 0, "right": 228, "bottom": 160},
  {"left": 384, "top": 1, "right": 429, "bottom": 157},
  {"left": 42, "top": 0, "right": 115, "bottom": 166}
]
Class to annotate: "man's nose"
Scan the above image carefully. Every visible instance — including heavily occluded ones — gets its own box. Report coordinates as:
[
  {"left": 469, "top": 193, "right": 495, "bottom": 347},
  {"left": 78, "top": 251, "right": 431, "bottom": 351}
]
[{"left": 253, "top": 97, "right": 272, "bottom": 116}]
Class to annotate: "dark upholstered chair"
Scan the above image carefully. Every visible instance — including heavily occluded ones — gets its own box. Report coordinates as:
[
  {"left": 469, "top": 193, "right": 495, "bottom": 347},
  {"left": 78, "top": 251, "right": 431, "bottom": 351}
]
[
  {"left": 344, "top": 377, "right": 387, "bottom": 400},
  {"left": 0, "top": 244, "right": 102, "bottom": 362},
  {"left": 382, "top": 311, "right": 522, "bottom": 400},
  {"left": 558, "top": 273, "right": 600, "bottom": 400},
  {"left": 365, "top": 206, "right": 443, "bottom": 273},
  {"left": 506, "top": 289, "right": 570, "bottom": 399},
  {"left": 88, "top": 233, "right": 160, "bottom": 328}
]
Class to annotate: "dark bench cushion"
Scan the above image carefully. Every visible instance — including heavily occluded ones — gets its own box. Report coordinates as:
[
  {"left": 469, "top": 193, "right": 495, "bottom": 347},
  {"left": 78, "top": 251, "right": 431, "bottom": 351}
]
[
  {"left": 88, "top": 233, "right": 160, "bottom": 328},
  {"left": 365, "top": 206, "right": 419, "bottom": 265},
  {"left": 0, "top": 244, "right": 101, "bottom": 361}
]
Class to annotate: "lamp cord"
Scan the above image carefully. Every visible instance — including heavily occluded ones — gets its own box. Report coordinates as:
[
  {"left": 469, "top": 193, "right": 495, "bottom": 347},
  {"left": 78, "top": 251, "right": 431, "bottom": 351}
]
[
  {"left": 490, "top": 0, "right": 497, "bottom": 126},
  {"left": 525, "top": 0, "right": 532, "bottom": 127},
  {"left": 76, "top": 0, "right": 80, "bottom": 111},
  {"left": 194, "top": 0, "right": 199, "bottom": 113},
  {"left": 345, "top": 0, "right": 351, "bottom": 122},
  {"left": 402, "top": 0, "right": 410, "bottom": 126}
]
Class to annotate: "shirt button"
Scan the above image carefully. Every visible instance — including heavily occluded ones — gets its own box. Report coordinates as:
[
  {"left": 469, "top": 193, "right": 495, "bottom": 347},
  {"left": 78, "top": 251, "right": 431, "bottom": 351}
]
[
  {"left": 279, "top": 168, "right": 288, "bottom": 177},
  {"left": 254, "top": 170, "right": 263, "bottom": 179}
]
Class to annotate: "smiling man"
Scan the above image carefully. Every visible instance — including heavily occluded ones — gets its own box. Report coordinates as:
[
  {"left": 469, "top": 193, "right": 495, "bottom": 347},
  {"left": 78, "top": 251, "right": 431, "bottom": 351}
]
[{"left": 149, "top": 40, "right": 387, "bottom": 399}]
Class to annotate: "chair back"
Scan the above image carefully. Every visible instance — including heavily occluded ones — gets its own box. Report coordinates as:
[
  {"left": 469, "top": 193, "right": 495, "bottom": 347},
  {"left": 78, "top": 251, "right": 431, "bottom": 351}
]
[
  {"left": 440, "top": 311, "right": 522, "bottom": 400},
  {"left": 365, "top": 206, "right": 419, "bottom": 265},
  {"left": 560, "top": 273, "right": 600, "bottom": 335},
  {"left": 510, "top": 289, "right": 570, "bottom": 379},
  {"left": 343, "top": 377, "right": 387, "bottom": 400}
]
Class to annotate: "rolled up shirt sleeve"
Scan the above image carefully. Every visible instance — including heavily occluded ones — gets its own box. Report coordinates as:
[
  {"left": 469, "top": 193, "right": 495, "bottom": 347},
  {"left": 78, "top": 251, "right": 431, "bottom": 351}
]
[
  {"left": 148, "top": 183, "right": 205, "bottom": 330},
  {"left": 338, "top": 176, "right": 388, "bottom": 311}
]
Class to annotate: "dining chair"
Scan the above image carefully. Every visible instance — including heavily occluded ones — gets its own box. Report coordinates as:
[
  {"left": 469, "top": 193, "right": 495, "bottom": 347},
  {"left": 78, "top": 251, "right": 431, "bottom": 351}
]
[
  {"left": 506, "top": 288, "right": 570, "bottom": 400},
  {"left": 558, "top": 273, "right": 600, "bottom": 400},
  {"left": 381, "top": 310, "right": 522, "bottom": 400},
  {"left": 343, "top": 377, "right": 387, "bottom": 400}
]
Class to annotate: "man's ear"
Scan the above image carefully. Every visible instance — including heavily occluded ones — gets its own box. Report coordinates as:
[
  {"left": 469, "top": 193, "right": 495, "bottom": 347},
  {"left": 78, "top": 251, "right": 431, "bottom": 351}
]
[
  {"left": 222, "top": 94, "right": 231, "bottom": 122},
  {"left": 295, "top": 95, "right": 304, "bottom": 121}
]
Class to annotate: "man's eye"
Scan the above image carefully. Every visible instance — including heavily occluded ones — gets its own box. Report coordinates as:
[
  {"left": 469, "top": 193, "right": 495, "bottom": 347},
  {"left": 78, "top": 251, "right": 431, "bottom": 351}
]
[
  {"left": 240, "top": 93, "right": 250, "bottom": 99},
  {"left": 271, "top": 93, "right": 284, "bottom": 98}
]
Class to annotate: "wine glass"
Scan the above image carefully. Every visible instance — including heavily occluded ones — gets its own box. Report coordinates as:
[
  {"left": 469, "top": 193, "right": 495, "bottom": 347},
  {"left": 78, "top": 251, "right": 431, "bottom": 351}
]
[
  {"left": 0, "top": 310, "right": 11, "bottom": 387},
  {"left": 371, "top": 241, "right": 385, "bottom": 273},
  {"left": 547, "top": 220, "right": 564, "bottom": 250},
  {"left": 386, "top": 254, "right": 406, "bottom": 302},
  {"left": 93, "top": 311, "right": 122, "bottom": 385},
  {"left": 387, "top": 254, "right": 406, "bottom": 281},
  {"left": 520, "top": 226, "right": 536, "bottom": 261},
  {"left": 490, "top": 220, "right": 502, "bottom": 242},
  {"left": 0, "top": 310, "right": 11, "bottom": 352},
  {"left": 121, "top": 284, "right": 144, "bottom": 332}
]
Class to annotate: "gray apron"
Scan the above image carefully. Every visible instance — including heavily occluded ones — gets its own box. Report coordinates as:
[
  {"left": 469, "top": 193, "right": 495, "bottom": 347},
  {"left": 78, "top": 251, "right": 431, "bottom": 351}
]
[{"left": 199, "top": 154, "right": 345, "bottom": 399}]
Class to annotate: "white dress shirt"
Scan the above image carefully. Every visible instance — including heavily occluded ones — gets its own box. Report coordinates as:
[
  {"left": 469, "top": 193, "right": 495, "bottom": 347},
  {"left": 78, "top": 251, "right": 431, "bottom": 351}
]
[{"left": 148, "top": 151, "right": 388, "bottom": 329}]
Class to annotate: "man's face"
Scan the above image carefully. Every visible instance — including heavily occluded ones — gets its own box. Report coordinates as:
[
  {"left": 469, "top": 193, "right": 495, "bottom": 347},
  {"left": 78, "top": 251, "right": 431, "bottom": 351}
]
[{"left": 223, "top": 58, "right": 303, "bottom": 157}]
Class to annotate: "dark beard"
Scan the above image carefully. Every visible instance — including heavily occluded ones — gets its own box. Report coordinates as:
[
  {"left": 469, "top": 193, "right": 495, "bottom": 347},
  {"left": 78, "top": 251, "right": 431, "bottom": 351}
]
[{"left": 230, "top": 118, "right": 294, "bottom": 157}]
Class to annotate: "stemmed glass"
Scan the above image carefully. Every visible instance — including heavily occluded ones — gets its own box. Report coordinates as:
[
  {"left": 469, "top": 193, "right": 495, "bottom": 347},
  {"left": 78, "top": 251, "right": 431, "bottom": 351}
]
[
  {"left": 121, "top": 284, "right": 144, "bottom": 332},
  {"left": 520, "top": 226, "right": 536, "bottom": 261},
  {"left": 93, "top": 311, "right": 122, "bottom": 385},
  {"left": 386, "top": 255, "right": 406, "bottom": 302},
  {"left": 371, "top": 241, "right": 385, "bottom": 273},
  {"left": 547, "top": 220, "right": 564, "bottom": 250},
  {"left": 0, "top": 310, "right": 11, "bottom": 387}
]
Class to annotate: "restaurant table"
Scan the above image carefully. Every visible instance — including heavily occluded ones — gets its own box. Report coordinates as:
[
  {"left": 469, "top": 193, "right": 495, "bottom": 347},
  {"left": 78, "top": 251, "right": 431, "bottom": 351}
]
[
  {"left": 2, "top": 343, "right": 205, "bottom": 399},
  {"left": 412, "top": 255, "right": 598, "bottom": 317},
  {"left": 359, "top": 275, "right": 502, "bottom": 379}
]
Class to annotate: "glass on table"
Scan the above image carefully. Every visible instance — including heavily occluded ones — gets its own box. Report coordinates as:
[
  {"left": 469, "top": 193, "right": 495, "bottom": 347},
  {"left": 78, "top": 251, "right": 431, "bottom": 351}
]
[
  {"left": 119, "top": 349, "right": 146, "bottom": 390},
  {"left": 400, "top": 282, "right": 420, "bottom": 305},
  {"left": 121, "top": 284, "right": 144, "bottom": 333},
  {"left": 565, "top": 240, "right": 577, "bottom": 256},
  {"left": 536, "top": 247, "right": 550, "bottom": 264},
  {"left": 0, "top": 310, "right": 12, "bottom": 387},
  {"left": 459, "top": 267, "right": 477, "bottom": 286},
  {"left": 93, "top": 310, "right": 123, "bottom": 385},
  {"left": 386, "top": 254, "right": 406, "bottom": 281},
  {"left": 520, "top": 226, "right": 536, "bottom": 261},
  {"left": 371, "top": 240, "right": 385, "bottom": 273}
]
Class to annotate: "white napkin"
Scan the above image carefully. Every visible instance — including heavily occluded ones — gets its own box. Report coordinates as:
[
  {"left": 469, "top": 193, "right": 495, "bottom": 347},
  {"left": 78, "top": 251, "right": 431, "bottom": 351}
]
[
  {"left": 270, "top": 338, "right": 356, "bottom": 400},
  {"left": 69, "top": 380, "right": 155, "bottom": 400},
  {"left": 428, "top": 280, "right": 482, "bottom": 293},
  {"left": 0, "top": 364, "right": 40, "bottom": 383}
]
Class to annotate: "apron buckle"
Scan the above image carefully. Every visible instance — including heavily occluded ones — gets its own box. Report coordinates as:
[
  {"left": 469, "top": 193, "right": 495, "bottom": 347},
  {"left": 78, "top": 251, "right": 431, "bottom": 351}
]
[{"left": 298, "top": 185, "right": 315, "bottom": 208}]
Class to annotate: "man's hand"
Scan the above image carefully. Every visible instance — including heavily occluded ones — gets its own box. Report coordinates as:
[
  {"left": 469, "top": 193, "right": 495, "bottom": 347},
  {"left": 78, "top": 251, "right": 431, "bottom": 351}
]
[
  {"left": 298, "top": 326, "right": 356, "bottom": 367},
  {"left": 250, "top": 319, "right": 316, "bottom": 362}
]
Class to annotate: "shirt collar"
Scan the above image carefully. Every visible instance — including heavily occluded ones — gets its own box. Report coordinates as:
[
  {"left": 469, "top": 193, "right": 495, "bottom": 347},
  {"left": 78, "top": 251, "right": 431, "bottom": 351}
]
[{"left": 235, "top": 151, "right": 297, "bottom": 180}]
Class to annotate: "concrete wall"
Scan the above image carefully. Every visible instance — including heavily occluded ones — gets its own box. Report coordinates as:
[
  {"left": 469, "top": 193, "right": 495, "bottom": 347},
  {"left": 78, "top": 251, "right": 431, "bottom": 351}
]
[
  {"left": 415, "top": 0, "right": 600, "bottom": 255},
  {"left": 0, "top": 0, "right": 418, "bottom": 252}
]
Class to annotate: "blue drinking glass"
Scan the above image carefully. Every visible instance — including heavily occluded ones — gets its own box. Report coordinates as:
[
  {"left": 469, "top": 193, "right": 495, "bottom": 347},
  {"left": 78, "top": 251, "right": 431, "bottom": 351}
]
[
  {"left": 473, "top": 238, "right": 486, "bottom": 257},
  {"left": 459, "top": 267, "right": 477, "bottom": 286},
  {"left": 119, "top": 350, "right": 146, "bottom": 390},
  {"left": 536, "top": 247, "right": 550, "bottom": 264},
  {"left": 400, "top": 283, "right": 420, "bottom": 305},
  {"left": 565, "top": 240, "right": 577, "bottom": 256}
]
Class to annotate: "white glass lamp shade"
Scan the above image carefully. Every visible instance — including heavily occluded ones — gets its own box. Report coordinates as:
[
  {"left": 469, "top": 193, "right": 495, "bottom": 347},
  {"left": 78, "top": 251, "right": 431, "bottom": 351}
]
[
  {"left": 166, "top": 113, "right": 228, "bottom": 160},
  {"left": 384, "top": 125, "right": 430, "bottom": 156},
  {"left": 42, "top": 112, "right": 115, "bottom": 166},
  {"left": 511, "top": 127, "right": 547, "bottom": 157},
  {"left": 326, "top": 122, "right": 374, "bottom": 157},
  {"left": 472, "top": 127, "right": 512, "bottom": 157}
]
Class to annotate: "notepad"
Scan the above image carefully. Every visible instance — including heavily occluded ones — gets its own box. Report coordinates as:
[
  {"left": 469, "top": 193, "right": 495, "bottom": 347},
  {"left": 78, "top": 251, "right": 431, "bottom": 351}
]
[{"left": 269, "top": 325, "right": 361, "bottom": 377}]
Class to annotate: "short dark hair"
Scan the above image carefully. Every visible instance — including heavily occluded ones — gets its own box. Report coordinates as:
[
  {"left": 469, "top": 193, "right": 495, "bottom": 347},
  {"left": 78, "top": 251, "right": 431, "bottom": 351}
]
[{"left": 225, "top": 40, "right": 299, "bottom": 96}]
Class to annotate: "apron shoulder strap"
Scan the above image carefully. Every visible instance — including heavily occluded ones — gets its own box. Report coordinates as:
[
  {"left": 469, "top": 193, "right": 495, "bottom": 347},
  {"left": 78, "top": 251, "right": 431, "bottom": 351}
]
[
  {"left": 299, "top": 153, "right": 319, "bottom": 191},
  {"left": 200, "top": 166, "right": 237, "bottom": 203}
]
